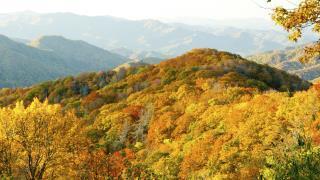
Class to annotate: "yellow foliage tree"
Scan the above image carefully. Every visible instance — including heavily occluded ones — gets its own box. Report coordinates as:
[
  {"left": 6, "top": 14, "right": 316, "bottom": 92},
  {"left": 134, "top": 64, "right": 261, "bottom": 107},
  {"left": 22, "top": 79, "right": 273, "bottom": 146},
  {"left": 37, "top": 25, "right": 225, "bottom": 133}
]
[
  {"left": 0, "top": 98, "right": 85, "bottom": 179},
  {"left": 269, "top": 0, "right": 320, "bottom": 62}
]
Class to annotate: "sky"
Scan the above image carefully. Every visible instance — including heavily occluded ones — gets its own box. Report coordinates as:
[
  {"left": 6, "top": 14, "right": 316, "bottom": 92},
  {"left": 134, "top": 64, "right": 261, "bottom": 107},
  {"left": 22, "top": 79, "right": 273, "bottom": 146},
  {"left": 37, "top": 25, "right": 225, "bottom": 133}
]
[{"left": 0, "top": 0, "right": 300, "bottom": 20}]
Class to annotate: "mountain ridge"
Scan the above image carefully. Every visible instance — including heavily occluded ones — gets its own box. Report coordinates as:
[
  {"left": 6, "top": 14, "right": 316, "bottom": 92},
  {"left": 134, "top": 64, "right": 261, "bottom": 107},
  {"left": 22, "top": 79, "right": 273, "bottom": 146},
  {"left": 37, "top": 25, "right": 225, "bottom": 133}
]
[
  {"left": 0, "top": 48, "right": 310, "bottom": 106},
  {"left": 0, "top": 34, "right": 126, "bottom": 88},
  {"left": 0, "top": 11, "right": 316, "bottom": 57}
]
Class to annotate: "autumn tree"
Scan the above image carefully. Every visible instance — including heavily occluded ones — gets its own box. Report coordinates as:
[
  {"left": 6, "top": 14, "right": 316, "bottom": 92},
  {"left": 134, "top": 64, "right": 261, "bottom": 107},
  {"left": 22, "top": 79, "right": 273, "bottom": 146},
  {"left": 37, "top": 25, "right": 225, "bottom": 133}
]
[
  {"left": 0, "top": 99, "right": 85, "bottom": 179},
  {"left": 268, "top": 0, "right": 320, "bottom": 62}
]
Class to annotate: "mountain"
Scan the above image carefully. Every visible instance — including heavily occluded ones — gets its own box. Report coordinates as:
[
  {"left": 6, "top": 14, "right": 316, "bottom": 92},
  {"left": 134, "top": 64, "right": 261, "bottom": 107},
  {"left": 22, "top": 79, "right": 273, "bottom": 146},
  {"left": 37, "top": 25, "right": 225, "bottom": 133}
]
[
  {"left": 0, "top": 34, "right": 126, "bottom": 88},
  {"left": 30, "top": 36, "right": 126, "bottom": 71},
  {"left": 0, "top": 12, "right": 316, "bottom": 57},
  {"left": 0, "top": 34, "right": 72, "bottom": 87},
  {"left": 0, "top": 48, "right": 310, "bottom": 113},
  {"left": 161, "top": 17, "right": 280, "bottom": 30},
  {"left": 0, "top": 49, "right": 314, "bottom": 179},
  {"left": 247, "top": 45, "right": 320, "bottom": 81},
  {"left": 0, "top": 48, "right": 311, "bottom": 116}
]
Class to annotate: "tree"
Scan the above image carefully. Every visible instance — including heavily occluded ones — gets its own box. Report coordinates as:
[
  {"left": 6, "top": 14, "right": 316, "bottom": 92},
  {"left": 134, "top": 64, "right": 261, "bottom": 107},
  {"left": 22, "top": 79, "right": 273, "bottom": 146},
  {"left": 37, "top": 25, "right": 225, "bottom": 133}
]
[
  {"left": 0, "top": 98, "right": 85, "bottom": 179},
  {"left": 268, "top": 0, "right": 320, "bottom": 62}
]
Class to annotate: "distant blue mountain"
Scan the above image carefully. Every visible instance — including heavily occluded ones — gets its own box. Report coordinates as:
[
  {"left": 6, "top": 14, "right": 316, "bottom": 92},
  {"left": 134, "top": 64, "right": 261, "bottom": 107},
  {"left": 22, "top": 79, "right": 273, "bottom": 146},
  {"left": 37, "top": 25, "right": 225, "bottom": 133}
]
[
  {"left": 0, "top": 12, "right": 315, "bottom": 57},
  {"left": 0, "top": 34, "right": 126, "bottom": 87}
]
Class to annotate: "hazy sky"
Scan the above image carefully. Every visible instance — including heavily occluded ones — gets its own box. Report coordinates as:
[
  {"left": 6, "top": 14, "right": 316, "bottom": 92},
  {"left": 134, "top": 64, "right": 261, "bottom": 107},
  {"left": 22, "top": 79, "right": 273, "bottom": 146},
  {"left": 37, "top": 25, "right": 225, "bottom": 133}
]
[{"left": 0, "top": 0, "right": 299, "bottom": 20}]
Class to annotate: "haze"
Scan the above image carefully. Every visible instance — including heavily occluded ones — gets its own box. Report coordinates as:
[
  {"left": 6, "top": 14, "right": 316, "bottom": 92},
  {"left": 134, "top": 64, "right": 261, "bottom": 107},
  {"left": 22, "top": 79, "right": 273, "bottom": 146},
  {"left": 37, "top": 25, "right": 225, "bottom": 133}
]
[{"left": 0, "top": 0, "right": 301, "bottom": 20}]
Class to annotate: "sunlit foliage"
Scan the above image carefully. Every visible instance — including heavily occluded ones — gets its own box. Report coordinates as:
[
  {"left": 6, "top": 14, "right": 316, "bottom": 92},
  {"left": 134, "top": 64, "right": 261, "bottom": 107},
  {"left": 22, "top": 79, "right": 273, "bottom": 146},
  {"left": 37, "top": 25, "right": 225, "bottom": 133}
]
[
  {"left": 269, "top": 0, "right": 320, "bottom": 62},
  {"left": 0, "top": 49, "right": 317, "bottom": 178},
  {"left": 0, "top": 99, "right": 85, "bottom": 179}
]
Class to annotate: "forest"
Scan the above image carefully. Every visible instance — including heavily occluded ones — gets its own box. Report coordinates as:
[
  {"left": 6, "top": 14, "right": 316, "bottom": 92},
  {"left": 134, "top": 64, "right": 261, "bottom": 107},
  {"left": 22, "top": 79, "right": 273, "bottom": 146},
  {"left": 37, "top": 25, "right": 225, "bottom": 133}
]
[{"left": 0, "top": 49, "right": 319, "bottom": 179}]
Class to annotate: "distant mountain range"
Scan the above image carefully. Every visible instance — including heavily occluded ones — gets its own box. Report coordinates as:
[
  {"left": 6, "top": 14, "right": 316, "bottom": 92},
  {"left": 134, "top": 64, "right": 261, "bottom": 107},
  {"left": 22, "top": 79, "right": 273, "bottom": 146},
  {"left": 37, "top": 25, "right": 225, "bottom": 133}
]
[
  {"left": 161, "top": 17, "right": 280, "bottom": 30},
  {"left": 0, "top": 12, "right": 318, "bottom": 87},
  {"left": 0, "top": 12, "right": 316, "bottom": 57},
  {"left": 247, "top": 45, "right": 320, "bottom": 81},
  {"left": 110, "top": 47, "right": 167, "bottom": 64},
  {"left": 0, "top": 35, "right": 126, "bottom": 87}
]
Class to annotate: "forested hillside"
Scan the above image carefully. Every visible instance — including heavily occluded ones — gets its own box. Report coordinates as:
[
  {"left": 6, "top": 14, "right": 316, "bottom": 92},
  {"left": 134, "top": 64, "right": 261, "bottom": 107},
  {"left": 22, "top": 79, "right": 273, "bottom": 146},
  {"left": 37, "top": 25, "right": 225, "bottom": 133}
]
[
  {"left": 0, "top": 35, "right": 126, "bottom": 87},
  {"left": 1, "top": 49, "right": 319, "bottom": 179}
]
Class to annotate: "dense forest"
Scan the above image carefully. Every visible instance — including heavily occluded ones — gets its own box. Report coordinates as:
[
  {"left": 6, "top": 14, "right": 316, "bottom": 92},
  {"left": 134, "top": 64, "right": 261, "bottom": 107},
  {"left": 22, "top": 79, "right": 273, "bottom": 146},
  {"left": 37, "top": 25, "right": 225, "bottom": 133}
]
[{"left": 1, "top": 49, "right": 319, "bottom": 179}]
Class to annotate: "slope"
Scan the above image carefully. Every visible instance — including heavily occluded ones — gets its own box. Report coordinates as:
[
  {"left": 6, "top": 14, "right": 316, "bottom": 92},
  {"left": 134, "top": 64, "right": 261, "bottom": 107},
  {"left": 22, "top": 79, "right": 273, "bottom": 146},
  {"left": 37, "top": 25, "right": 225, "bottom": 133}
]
[
  {"left": 30, "top": 35, "right": 126, "bottom": 71},
  {"left": 0, "top": 34, "right": 73, "bottom": 87},
  {"left": 0, "top": 35, "right": 126, "bottom": 88}
]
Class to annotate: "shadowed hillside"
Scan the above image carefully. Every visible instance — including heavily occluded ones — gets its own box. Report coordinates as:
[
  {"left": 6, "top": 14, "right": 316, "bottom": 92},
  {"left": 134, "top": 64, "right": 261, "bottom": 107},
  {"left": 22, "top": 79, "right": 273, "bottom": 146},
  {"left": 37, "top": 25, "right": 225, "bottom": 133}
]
[
  {"left": 0, "top": 35, "right": 126, "bottom": 88},
  {"left": 30, "top": 36, "right": 126, "bottom": 70}
]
